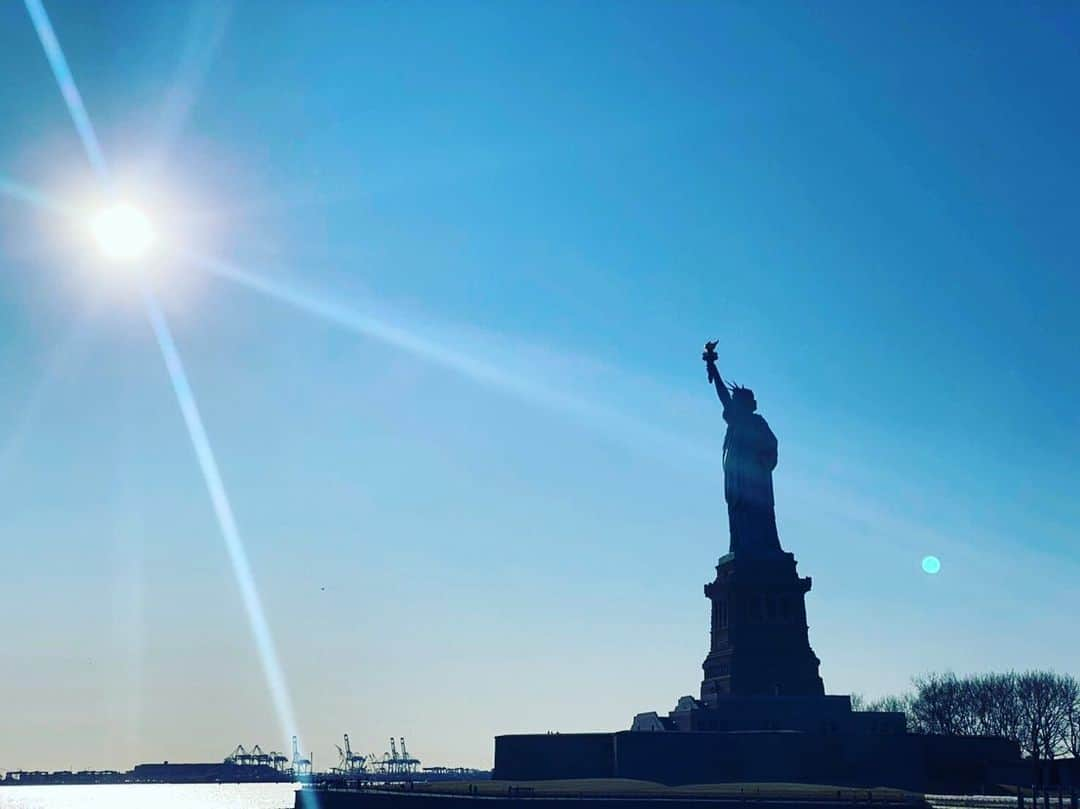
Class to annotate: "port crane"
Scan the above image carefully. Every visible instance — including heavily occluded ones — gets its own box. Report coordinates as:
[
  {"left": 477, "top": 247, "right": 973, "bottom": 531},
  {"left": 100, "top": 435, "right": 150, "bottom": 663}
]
[
  {"left": 270, "top": 751, "right": 289, "bottom": 770},
  {"left": 399, "top": 738, "right": 420, "bottom": 772},
  {"left": 333, "top": 734, "right": 367, "bottom": 774},
  {"left": 225, "top": 745, "right": 252, "bottom": 766},
  {"left": 225, "top": 743, "right": 291, "bottom": 773},
  {"left": 291, "top": 736, "right": 312, "bottom": 776},
  {"left": 371, "top": 737, "right": 419, "bottom": 776}
]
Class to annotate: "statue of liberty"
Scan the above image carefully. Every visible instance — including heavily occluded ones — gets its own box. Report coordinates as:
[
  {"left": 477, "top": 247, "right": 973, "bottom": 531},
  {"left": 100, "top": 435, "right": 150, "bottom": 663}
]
[{"left": 702, "top": 341, "right": 784, "bottom": 558}]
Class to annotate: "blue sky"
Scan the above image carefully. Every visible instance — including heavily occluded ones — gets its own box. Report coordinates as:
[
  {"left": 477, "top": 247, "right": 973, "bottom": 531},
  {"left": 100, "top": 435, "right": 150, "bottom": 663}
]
[{"left": 0, "top": 0, "right": 1077, "bottom": 771}]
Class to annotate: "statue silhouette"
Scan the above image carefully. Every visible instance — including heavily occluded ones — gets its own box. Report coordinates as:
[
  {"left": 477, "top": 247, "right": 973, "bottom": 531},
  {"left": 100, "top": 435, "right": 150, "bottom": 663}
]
[{"left": 702, "top": 341, "right": 783, "bottom": 558}]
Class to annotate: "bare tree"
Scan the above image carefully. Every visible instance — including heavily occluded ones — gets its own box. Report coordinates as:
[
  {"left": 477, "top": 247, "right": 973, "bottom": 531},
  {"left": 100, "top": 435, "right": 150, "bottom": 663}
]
[
  {"left": 867, "top": 693, "right": 913, "bottom": 716},
  {"left": 909, "top": 672, "right": 970, "bottom": 736},
  {"left": 968, "top": 672, "right": 1022, "bottom": 740},
  {"left": 1016, "top": 670, "right": 1072, "bottom": 760},
  {"left": 860, "top": 670, "right": 1077, "bottom": 759},
  {"left": 1062, "top": 674, "right": 1080, "bottom": 758},
  {"left": 852, "top": 692, "right": 915, "bottom": 727}
]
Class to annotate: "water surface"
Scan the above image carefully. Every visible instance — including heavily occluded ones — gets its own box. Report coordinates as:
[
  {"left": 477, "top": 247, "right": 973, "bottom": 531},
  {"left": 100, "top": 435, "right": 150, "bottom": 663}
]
[{"left": 0, "top": 783, "right": 298, "bottom": 809}]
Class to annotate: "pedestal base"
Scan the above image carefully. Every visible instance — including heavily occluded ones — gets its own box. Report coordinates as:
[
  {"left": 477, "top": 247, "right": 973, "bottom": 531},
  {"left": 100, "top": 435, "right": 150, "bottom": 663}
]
[{"left": 701, "top": 551, "right": 824, "bottom": 701}]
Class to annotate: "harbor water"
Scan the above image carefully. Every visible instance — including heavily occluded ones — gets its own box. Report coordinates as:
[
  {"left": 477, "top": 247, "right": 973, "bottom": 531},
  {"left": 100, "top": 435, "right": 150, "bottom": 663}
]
[{"left": 0, "top": 783, "right": 299, "bottom": 809}]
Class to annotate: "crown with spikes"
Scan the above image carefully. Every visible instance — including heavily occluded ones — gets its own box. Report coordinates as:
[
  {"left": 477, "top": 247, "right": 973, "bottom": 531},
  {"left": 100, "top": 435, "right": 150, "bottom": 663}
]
[{"left": 727, "top": 381, "right": 755, "bottom": 403}]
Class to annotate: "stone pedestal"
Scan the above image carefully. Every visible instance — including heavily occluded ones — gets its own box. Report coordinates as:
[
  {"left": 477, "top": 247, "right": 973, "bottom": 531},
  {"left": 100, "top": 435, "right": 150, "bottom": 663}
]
[{"left": 700, "top": 551, "right": 824, "bottom": 702}]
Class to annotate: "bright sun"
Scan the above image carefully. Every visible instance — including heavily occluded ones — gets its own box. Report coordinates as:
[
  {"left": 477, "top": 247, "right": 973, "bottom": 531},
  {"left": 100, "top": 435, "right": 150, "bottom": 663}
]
[{"left": 90, "top": 202, "right": 156, "bottom": 262}]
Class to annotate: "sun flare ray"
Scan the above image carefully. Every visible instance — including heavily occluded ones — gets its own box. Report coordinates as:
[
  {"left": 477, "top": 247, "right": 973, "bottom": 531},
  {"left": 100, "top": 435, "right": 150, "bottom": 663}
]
[
  {"left": 23, "top": 0, "right": 109, "bottom": 184},
  {"left": 22, "top": 0, "right": 303, "bottom": 755},
  {"left": 141, "top": 284, "right": 301, "bottom": 747},
  {"left": 185, "top": 251, "right": 721, "bottom": 469}
]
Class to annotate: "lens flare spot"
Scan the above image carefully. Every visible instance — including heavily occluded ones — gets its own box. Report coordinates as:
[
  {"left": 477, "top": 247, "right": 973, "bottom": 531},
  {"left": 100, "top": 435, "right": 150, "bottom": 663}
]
[
  {"left": 91, "top": 203, "right": 156, "bottom": 261},
  {"left": 921, "top": 555, "right": 941, "bottom": 575}
]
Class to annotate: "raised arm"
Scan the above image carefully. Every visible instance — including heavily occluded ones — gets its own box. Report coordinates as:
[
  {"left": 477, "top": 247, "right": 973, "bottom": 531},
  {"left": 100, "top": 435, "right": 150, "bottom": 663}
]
[
  {"left": 702, "top": 341, "right": 731, "bottom": 408},
  {"left": 708, "top": 362, "right": 732, "bottom": 408}
]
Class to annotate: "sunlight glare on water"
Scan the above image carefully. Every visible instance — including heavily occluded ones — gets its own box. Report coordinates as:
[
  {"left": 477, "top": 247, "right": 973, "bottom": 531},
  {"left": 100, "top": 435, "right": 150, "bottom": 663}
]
[{"left": 0, "top": 783, "right": 298, "bottom": 809}]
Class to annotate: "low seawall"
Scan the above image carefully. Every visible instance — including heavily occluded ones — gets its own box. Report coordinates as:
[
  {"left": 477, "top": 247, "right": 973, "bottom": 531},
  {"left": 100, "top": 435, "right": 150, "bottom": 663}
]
[{"left": 295, "top": 783, "right": 927, "bottom": 809}]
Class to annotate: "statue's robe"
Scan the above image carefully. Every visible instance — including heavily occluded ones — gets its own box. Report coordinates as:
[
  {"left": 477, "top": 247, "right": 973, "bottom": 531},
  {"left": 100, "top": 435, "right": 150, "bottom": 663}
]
[{"left": 722, "top": 404, "right": 783, "bottom": 557}]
